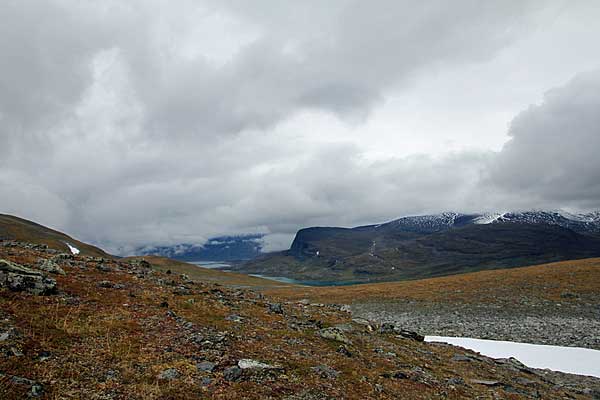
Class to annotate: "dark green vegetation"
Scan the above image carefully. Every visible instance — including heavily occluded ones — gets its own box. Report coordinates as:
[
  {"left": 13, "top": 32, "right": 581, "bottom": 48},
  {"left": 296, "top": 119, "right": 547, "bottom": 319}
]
[{"left": 234, "top": 213, "right": 600, "bottom": 284}]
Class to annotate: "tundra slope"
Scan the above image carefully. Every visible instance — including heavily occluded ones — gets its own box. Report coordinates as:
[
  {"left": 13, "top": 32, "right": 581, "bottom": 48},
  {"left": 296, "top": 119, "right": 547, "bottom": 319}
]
[
  {"left": 0, "top": 238, "right": 598, "bottom": 398},
  {"left": 265, "top": 258, "right": 600, "bottom": 350},
  {"left": 235, "top": 210, "right": 600, "bottom": 284}
]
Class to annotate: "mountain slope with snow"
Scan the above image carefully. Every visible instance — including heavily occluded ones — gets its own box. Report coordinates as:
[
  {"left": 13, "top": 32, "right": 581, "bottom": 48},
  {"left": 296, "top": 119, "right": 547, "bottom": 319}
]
[{"left": 234, "top": 210, "right": 600, "bottom": 284}]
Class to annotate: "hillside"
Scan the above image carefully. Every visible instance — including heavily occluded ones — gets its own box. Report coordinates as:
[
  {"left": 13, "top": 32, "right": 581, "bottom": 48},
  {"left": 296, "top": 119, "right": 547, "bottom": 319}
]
[
  {"left": 265, "top": 258, "right": 600, "bottom": 349},
  {"left": 0, "top": 214, "right": 110, "bottom": 258},
  {"left": 234, "top": 211, "right": 600, "bottom": 284},
  {"left": 1, "top": 240, "right": 597, "bottom": 399}
]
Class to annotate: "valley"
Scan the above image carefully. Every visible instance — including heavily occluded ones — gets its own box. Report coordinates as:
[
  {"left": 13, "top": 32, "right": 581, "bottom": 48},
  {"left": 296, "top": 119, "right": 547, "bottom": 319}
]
[
  {"left": 1, "top": 214, "right": 600, "bottom": 398},
  {"left": 265, "top": 258, "right": 600, "bottom": 349}
]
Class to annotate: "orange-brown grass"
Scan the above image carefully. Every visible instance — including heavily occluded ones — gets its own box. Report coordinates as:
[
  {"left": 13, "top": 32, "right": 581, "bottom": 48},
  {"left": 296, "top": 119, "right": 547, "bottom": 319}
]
[
  {"left": 0, "top": 246, "right": 594, "bottom": 399},
  {"left": 264, "top": 258, "right": 600, "bottom": 305}
]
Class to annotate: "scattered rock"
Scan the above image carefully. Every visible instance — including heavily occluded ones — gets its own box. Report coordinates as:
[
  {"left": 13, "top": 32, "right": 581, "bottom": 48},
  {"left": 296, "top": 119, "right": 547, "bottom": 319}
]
[
  {"left": 268, "top": 302, "right": 284, "bottom": 314},
  {"left": 37, "top": 259, "right": 66, "bottom": 275},
  {"left": 238, "top": 359, "right": 282, "bottom": 370},
  {"left": 223, "top": 366, "right": 242, "bottom": 381},
  {"left": 396, "top": 329, "right": 425, "bottom": 342},
  {"left": 157, "top": 368, "right": 180, "bottom": 380},
  {"left": 446, "top": 377, "right": 465, "bottom": 386},
  {"left": 97, "top": 264, "right": 112, "bottom": 272},
  {"left": 10, "top": 375, "right": 44, "bottom": 397},
  {"left": 0, "top": 259, "right": 57, "bottom": 295},
  {"left": 339, "top": 304, "right": 352, "bottom": 313},
  {"left": 337, "top": 345, "right": 353, "bottom": 357},
  {"left": 311, "top": 365, "right": 340, "bottom": 379},
  {"left": 197, "top": 361, "right": 216, "bottom": 372},
  {"left": 380, "top": 370, "right": 409, "bottom": 380},
  {"left": 201, "top": 377, "right": 212, "bottom": 386},
  {"left": 561, "top": 291, "right": 580, "bottom": 299},
  {"left": 104, "top": 369, "right": 119, "bottom": 381},
  {"left": 225, "top": 314, "right": 244, "bottom": 323},
  {"left": 471, "top": 379, "right": 502, "bottom": 386},
  {"left": 318, "top": 327, "right": 352, "bottom": 345},
  {"left": 52, "top": 253, "right": 74, "bottom": 261},
  {"left": 451, "top": 354, "right": 474, "bottom": 362}
]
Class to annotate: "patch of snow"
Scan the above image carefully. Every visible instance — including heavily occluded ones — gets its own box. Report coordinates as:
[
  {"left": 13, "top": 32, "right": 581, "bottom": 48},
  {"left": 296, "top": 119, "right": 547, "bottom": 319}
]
[
  {"left": 473, "top": 213, "right": 506, "bottom": 224},
  {"left": 425, "top": 336, "right": 600, "bottom": 377},
  {"left": 65, "top": 243, "right": 80, "bottom": 255}
]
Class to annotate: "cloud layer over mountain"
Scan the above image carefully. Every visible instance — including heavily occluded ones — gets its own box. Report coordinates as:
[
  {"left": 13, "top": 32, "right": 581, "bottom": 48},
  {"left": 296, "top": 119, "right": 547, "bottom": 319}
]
[{"left": 1, "top": 1, "right": 599, "bottom": 253}]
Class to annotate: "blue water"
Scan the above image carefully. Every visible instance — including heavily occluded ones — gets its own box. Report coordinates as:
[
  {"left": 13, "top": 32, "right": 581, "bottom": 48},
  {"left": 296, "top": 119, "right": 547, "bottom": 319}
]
[
  {"left": 248, "top": 274, "right": 365, "bottom": 287},
  {"left": 190, "top": 260, "right": 363, "bottom": 286},
  {"left": 189, "top": 260, "right": 231, "bottom": 269}
]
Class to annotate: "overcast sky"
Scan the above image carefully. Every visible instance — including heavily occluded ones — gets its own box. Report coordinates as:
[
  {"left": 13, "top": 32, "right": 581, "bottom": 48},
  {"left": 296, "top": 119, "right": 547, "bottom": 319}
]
[{"left": 1, "top": 1, "right": 600, "bottom": 253}]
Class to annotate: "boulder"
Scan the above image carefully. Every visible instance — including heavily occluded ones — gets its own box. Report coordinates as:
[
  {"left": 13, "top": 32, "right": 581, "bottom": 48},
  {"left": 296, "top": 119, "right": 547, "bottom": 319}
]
[
  {"left": 238, "top": 359, "right": 282, "bottom": 370},
  {"left": 311, "top": 365, "right": 340, "bottom": 379},
  {"left": 157, "top": 368, "right": 180, "bottom": 380},
  {"left": 0, "top": 260, "right": 57, "bottom": 295},
  {"left": 37, "top": 259, "right": 66, "bottom": 275},
  {"left": 318, "top": 327, "right": 352, "bottom": 345},
  {"left": 223, "top": 366, "right": 242, "bottom": 381}
]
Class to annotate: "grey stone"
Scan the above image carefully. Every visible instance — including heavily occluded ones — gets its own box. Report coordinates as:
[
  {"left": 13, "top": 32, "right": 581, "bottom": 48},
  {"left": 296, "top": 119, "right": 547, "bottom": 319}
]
[
  {"left": 197, "top": 361, "right": 216, "bottom": 372},
  {"left": 311, "top": 365, "right": 340, "bottom": 379},
  {"left": 157, "top": 368, "right": 180, "bottom": 380},
  {"left": 451, "top": 354, "right": 474, "bottom": 362},
  {"left": 268, "top": 302, "right": 284, "bottom": 314},
  {"left": 223, "top": 366, "right": 242, "bottom": 381},
  {"left": 238, "top": 359, "right": 282, "bottom": 370},
  {"left": 318, "top": 327, "right": 352, "bottom": 345},
  {"left": 225, "top": 314, "right": 244, "bottom": 323},
  {"left": 37, "top": 259, "right": 66, "bottom": 275},
  {"left": 471, "top": 379, "right": 501, "bottom": 386},
  {"left": 0, "top": 259, "right": 57, "bottom": 295}
]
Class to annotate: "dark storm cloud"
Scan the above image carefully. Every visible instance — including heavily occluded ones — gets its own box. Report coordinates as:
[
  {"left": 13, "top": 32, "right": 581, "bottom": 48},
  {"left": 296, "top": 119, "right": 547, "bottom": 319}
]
[{"left": 1, "top": 1, "right": 598, "bottom": 253}]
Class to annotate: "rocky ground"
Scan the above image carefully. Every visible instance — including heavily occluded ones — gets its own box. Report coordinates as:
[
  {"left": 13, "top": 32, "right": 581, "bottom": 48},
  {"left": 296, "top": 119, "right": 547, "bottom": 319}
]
[
  {"left": 1, "top": 240, "right": 599, "bottom": 398},
  {"left": 351, "top": 302, "right": 600, "bottom": 350},
  {"left": 265, "top": 258, "right": 600, "bottom": 350}
]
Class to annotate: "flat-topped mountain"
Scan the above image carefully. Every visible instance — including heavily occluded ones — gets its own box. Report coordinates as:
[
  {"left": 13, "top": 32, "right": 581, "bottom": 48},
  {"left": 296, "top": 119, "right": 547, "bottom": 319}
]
[{"left": 233, "top": 210, "right": 600, "bottom": 284}]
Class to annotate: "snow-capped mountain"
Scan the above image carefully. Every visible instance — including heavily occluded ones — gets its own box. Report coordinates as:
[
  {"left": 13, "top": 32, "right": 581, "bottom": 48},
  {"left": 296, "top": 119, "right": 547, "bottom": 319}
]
[
  {"left": 236, "top": 209, "right": 600, "bottom": 284},
  {"left": 472, "top": 210, "right": 600, "bottom": 233},
  {"left": 377, "top": 210, "right": 600, "bottom": 234}
]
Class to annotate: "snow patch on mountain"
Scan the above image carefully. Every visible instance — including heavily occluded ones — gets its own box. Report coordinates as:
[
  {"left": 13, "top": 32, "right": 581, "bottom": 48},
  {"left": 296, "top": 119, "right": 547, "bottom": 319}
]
[
  {"left": 65, "top": 242, "right": 80, "bottom": 255},
  {"left": 474, "top": 213, "right": 506, "bottom": 225}
]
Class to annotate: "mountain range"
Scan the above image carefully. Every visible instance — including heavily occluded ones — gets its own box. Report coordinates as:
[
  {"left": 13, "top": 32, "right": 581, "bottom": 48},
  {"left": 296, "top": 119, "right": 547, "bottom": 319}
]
[
  {"left": 232, "top": 210, "right": 600, "bottom": 283},
  {"left": 134, "top": 234, "right": 264, "bottom": 261}
]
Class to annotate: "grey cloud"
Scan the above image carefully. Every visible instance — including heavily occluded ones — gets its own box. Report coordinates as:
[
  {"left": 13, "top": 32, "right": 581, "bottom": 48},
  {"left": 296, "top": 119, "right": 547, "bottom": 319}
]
[
  {"left": 1, "top": 1, "right": 598, "bottom": 254},
  {"left": 488, "top": 70, "right": 600, "bottom": 210}
]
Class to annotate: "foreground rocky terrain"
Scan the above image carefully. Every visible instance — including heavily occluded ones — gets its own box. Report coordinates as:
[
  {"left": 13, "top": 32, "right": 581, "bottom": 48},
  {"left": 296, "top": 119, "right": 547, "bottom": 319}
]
[
  {"left": 266, "top": 258, "right": 600, "bottom": 351},
  {"left": 1, "top": 240, "right": 599, "bottom": 399}
]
